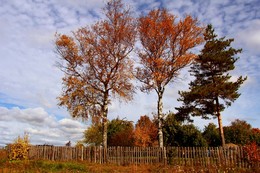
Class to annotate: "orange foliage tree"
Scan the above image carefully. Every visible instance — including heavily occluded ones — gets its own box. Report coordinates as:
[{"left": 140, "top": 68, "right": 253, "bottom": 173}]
[
  {"left": 136, "top": 9, "right": 204, "bottom": 147},
  {"left": 55, "top": 0, "right": 136, "bottom": 148},
  {"left": 134, "top": 115, "right": 158, "bottom": 147}
]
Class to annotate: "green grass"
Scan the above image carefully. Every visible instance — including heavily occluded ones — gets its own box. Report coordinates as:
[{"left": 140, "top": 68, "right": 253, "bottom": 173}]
[
  {"left": 31, "top": 160, "right": 86, "bottom": 172},
  {"left": 0, "top": 160, "right": 88, "bottom": 173}
]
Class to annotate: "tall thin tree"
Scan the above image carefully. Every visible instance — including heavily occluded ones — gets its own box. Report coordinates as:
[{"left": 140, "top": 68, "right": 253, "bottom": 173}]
[
  {"left": 55, "top": 0, "right": 136, "bottom": 148},
  {"left": 136, "top": 9, "right": 204, "bottom": 147},
  {"left": 176, "top": 25, "right": 247, "bottom": 146}
]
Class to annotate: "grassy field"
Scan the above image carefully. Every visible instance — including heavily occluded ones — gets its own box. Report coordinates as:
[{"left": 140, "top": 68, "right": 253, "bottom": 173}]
[
  {"left": 1, "top": 160, "right": 258, "bottom": 172},
  {"left": 0, "top": 149, "right": 258, "bottom": 173}
]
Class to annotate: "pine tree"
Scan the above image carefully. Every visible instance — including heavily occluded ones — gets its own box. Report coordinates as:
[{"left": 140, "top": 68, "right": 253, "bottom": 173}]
[{"left": 176, "top": 25, "right": 247, "bottom": 146}]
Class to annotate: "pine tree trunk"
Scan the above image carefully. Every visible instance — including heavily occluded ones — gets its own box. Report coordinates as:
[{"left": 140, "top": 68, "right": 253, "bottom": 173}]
[
  {"left": 216, "top": 97, "right": 225, "bottom": 147},
  {"left": 157, "top": 90, "right": 164, "bottom": 148},
  {"left": 217, "top": 113, "right": 225, "bottom": 147}
]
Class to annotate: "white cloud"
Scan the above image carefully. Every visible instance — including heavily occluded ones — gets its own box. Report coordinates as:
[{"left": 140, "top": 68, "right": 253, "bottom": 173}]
[
  {"left": 59, "top": 118, "right": 84, "bottom": 129},
  {"left": 237, "top": 20, "right": 260, "bottom": 53},
  {"left": 0, "top": 107, "right": 86, "bottom": 146}
]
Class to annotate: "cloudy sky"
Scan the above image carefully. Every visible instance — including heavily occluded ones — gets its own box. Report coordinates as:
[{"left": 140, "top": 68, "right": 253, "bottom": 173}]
[{"left": 0, "top": 0, "right": 259, "bottom": 146}]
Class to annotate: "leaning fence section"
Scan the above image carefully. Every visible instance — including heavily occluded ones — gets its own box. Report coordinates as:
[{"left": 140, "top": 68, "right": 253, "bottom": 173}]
[{"left": 20, "top": 146, "right": 259, "bottom": 168}]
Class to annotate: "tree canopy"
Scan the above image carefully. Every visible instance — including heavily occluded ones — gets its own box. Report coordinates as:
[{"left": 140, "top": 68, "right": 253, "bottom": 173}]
[
  {"left": 107, "top": 118, "right": 135, "bottom": 146},
  {"left": 163, "top": 112, "right": 207, "bottom": 147},
  {"left": 224, "top": 119, "right": 260, "bottom": 146},
  {"left": 84, "top": 118, "right": 134, "bottom": 147},
  {"left": 202, "top": 123, "right": 221, "bottom": 147},
  {"left": 134, "top": 115, "right": 158, "bottom": 147}
]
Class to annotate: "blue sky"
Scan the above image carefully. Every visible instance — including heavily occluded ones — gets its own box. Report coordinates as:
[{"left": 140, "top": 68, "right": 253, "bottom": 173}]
[{"left": 0, "top": 0, "right": 259, "bottom": 146}]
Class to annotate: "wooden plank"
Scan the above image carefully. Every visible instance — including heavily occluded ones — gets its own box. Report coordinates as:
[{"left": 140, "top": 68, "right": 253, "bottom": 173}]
[
  {"left": 234, "top": 147, "right": 238, "bottom": 167},
  {"left": 134, "top": 147, "right": 137, "bottom": 165},
  {"left": 191, "top": 147, "right": 193, "bottom": 166},
  {"left": 132, "top": 147, "right": 135, "bottom": 164},
  {"left": 187, "top": 147, "right": 190, "bottom": 166},
  {"left": 202, "top": 147, "right": 205, "bottom": 167},
  {"left": 230, "top": 148, "right": 234, "bottom": 167},
  {"left": 203, "top": 147, "right": 206, "bottom": 167},
  {"left": 205, "top": 147, "right": 208, "bottom": 167},
  {"left": 81, "top": 146, "right": 83, "bottom": 161},
  {"left": 226, "top": 147, "right": 229, "bottom": 167},
  {"left": 216, "top": 147, "right": 220, "bottom": 165},
  {"left": 196, "top": 147, "right": 199, "bottom": 166},
  {"left": 238, "top": 147, "right": 242, "bottom": 168},
  {"left": 185, "top": 147, "right": 187, "bottom": 166},
  {"left": 210, "top": 147, "right": 213, "bottom": 166}
]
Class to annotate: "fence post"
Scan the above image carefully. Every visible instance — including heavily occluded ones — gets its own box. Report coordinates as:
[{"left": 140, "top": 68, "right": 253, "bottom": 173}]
[
  {"left": 52, "top": 146, "right": 54, "bottom": 161},
  {"left": 81, "top": 146, "right": 83, "bottom": 161}
]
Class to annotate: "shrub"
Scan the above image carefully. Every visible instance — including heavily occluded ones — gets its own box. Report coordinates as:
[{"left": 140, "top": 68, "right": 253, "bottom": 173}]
[
  {"left": 9, "top": 133, "right": 30, "bottom": 160},
  {"left": 0, "top": 148, "right": 8, "bottom": 166},
  {"left": 243, "top": 142, "right": 260, "bottom": 169},
  {"left": 167, "top": 148, "right": 177, "bottom": 165},
  {"left": 0, "top": 148, "right": 8, "bottom": 160}
]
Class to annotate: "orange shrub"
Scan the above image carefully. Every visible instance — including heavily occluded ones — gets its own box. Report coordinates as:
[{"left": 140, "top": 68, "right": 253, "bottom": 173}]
[
  {"left": 9, "top": 133, "right": 30, "bottom": 160},
  {"left": 0, "top": 148, "right": 8, "bottom": 160},
  {"left": 243, "top": 142, "right": 260, "bottom": 167}
]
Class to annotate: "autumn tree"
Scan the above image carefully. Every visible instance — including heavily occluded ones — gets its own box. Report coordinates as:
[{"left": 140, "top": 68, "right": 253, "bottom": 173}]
[
  {"left": 136, "top": 9, "right": 204, "bottom": 147},
  {"left": 134, "top": 115, "right": 158, "bottom": 147},
  {"left": 107, "top": 118, "right": 135, "bottom": 146},
  {"left": 55, "top": 0, "right": 136, "bottom": 148},
  {"left": 251, "top": 128, "right": 260, "bottom": 145},
  {"left": 176, "top": 25, "right": 247, "bottom": 146},
  {"left": 84, "top": 123, "right": 103, "bottom": 146},
  {"left": 224, "top": 119, "right": 255, "bottom": 145},
  {"left": 84, "top": 118, "right": 134, "bottom": 146}
]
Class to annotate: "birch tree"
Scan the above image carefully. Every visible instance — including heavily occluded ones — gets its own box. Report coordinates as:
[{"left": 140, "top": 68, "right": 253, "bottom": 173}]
[
  {"left": 55, "top": 0, "right": 136, "bottom": 148},
  {"left": 136, "top": 9, "right": 204, "bottom": 147}
]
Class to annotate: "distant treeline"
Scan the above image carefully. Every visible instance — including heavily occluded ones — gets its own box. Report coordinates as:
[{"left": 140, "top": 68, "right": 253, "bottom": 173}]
[{"left": 82, "top": 114, "right": 260, "bottom": 148}]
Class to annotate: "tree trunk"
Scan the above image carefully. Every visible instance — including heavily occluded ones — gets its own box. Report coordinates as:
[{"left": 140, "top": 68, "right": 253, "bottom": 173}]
[
  {"left": 216, "top": 97, "right": 225, "bottom": 147},
  {"left": 157, "top": 90, "right": 164, "bottom": 148},
  {"left": 217, "top": 113, "right": 225, "bottom": 147},
  {"left": 102, "top": 91, "right": 109, "bottom": 149},
  {"left": 102, "top": 107, "right": 108, "bottom": 148}
]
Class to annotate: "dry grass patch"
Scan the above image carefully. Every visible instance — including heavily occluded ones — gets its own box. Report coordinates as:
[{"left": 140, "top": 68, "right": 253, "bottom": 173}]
[{"left": 0, "top": 158, "right": 258, "bottom": 173}]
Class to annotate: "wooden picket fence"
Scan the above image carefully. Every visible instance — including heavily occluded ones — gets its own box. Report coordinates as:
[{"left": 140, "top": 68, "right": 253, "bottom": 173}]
[{"left": 22, "top": 146, "right": 259, "bottom": 168}]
